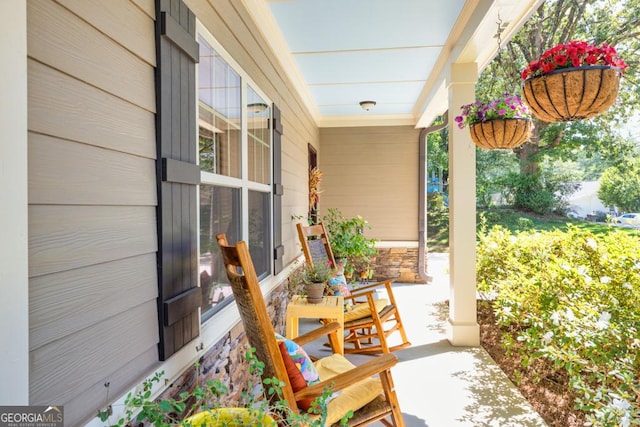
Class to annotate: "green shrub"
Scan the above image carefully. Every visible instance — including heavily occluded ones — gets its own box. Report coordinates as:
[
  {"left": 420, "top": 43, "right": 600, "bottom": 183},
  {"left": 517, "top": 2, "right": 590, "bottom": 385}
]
[
  {"left": 477, "top": 226, "right": 640, "bottom": 427},
  {"left": 504, "top": 172, "right": 573, "bottom": 215},
  {"left": 516, "top": 217, "right": 534, "bottom": 229},
  {"left": 427, "top": 193, "right": 448, "bottom": 212}
]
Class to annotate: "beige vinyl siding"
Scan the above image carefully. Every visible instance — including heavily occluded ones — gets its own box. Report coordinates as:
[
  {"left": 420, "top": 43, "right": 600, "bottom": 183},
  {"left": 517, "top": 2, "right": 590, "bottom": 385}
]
[
  {"left": 187, "top": 0, "right": 320, "bottom": 264},
  {"left": 131, "top": 0, "right": 155, "bottom": 18},
  {"left": 27, "top": 1, "right": 158, "bottom": 425},
  {"left": 29, "top": 253, "right": 158, "bottom": 350},
  {"left": 28, "top": 59, "right": 155, "bottom": 158},
  {"left": 30, "top": 300, "right": 159, "bottom": 404},
  {"left": 29, "top": 0, "right": 155, "bottom": 112},
  {"left": 29, "top": 133, "right": 156, "bottom": 205},
  {"left": 28, "top": 205, "right": 157, "bottom": 277},
  {"left": 319, "top": 126, "right": 421, "bottom": 241},
  {"left": 63, "top": 347, "right": 159, "bottom": 427},
  {"left": 55, "top": 0, "right": 156, "bottom": 67}
]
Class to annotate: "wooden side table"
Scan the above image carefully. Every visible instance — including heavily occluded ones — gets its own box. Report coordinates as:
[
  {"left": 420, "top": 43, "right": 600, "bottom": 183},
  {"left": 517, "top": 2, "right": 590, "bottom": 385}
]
[{"left": 285, "top": 295, "right": 344, "bottom": 354}]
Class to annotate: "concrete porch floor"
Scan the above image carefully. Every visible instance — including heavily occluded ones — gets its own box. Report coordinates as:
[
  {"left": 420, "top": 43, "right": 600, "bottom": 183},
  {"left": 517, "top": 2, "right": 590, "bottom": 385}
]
[{"left": 300, "top": 253, "right": 548, "bottom": 427}]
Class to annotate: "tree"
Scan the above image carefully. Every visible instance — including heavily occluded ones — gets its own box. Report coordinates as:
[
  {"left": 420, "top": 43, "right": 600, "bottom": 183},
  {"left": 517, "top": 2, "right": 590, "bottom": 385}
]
[
  {"left": 426, "top": 116, "right": 448, "bottom": 194},
  {"left": 476, "top": 149, "right": 518, "bottom": 208},
  {"left": 475, "top": 0, "right": 640, "bottom": 211},
  {"left": 598, "top": 159, "right": 640, "bottom": 211}
]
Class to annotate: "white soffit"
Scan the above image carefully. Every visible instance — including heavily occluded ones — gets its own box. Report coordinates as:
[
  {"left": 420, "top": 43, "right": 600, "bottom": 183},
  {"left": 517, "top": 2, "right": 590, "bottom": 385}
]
[{"left": 244, "top": 0, "right": 542, "bottom": 128}]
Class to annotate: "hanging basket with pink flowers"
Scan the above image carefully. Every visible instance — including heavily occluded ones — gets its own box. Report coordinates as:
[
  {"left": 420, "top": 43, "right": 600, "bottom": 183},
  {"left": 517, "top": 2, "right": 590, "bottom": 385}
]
[
  {"left": 521, "top": 41, "right": 628, "bottom": 122},
  {"left": 455, "top": 93, "right": 532, "bottom": 150},
  {"left": 469, "top": 118, "right": 532, "bottom": 150}
]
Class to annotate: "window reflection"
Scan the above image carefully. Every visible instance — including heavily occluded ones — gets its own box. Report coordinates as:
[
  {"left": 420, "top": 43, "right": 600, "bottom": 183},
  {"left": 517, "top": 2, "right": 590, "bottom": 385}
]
[
  {"left": 198, "top": 36, "right": 241, "bottom": 178},
  {"left": 197, "top": 29, "right": 274, "bottom": 322},
  {"left": 248, "top": 190, "right": 270, "bottom": 278},
  {"left": 247, "top": 87, "right": 271, "bottom": 184},
  {"left": 199, "top": 185, "right": 241, "bottom": 318}
]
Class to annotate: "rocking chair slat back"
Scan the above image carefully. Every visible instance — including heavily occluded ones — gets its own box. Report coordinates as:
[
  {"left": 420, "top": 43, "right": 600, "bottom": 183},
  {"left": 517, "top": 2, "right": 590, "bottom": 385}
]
[
  {"left": 297, "top": 223, "right": 335, "bottom": 268},
  {"left": 216, "top": 233, "right": 298, "bottom": 410}
]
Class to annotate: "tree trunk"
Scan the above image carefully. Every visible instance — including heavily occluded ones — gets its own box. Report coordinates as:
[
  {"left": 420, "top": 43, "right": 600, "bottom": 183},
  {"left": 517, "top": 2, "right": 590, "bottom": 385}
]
[{"left": 515, "top": 128, "right": 541, "bottom": 175}]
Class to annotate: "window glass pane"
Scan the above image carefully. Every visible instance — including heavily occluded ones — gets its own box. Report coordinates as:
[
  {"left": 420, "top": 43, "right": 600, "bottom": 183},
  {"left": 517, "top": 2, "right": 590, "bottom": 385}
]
[
  {"left": 247, "top": 86, "right": 271, "bottom": 184},
  {"left": 197, "top": 27, "right": 274, "bottom": 325},
  {"left": 198, "top": 36, "right": 241, "bottom": 178},
  {"left": 248, "top": 190, "right": 271, "bottom": 278},
  {"left": 199, "top": 185, "right": 241, "bottom": 318}
]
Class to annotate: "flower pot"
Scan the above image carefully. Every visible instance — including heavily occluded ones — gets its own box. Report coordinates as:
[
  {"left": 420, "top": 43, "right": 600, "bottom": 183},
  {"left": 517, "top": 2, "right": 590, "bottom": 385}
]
[
  {"left": 304, "top": 282, "right": 325, "bottom": 304},
  {"left": 522, "top": 65, "right": 621, "bottom": 122},
  {"left": 469, "top": 118, "right": 532, "bottom": 150}
]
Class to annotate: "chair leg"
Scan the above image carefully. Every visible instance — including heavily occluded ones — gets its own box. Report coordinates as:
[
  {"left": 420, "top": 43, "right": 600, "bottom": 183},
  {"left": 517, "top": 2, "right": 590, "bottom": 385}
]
[
  {"left": 342, "top": 282, "right": 412, "bottom": 354},
  {"left": 379, "top": 370, "right": 405, "bottom": 427},
  {"left": 343, "top": 314, "right": 412, "bottom": 355},
  {"left": 383, "top": 282, "right": 410, "bottom": 348},
  {"left": 361, "top": 327, "right": 373, "bottom": 344},
  {"left": 368, "top": 294, "right": 391, "bottom": 353}
]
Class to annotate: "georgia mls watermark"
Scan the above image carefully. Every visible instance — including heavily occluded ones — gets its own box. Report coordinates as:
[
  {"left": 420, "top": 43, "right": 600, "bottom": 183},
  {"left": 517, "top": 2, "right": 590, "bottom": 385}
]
[{"left": 0, "top": 406, "right": 63, "bottom": 427}]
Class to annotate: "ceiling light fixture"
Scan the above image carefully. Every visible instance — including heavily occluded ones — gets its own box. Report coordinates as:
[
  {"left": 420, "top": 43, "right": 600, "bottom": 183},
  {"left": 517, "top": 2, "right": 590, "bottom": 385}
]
[
  {"left": 247, "top": 102, "right": 268, "bottom": 114},
  {"left": 359, "top": 100, "right": 376, "bottom": 111}
]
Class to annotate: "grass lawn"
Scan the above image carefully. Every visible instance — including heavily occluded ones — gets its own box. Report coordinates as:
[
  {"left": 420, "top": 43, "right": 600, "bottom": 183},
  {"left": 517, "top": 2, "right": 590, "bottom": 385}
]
[{"left": 427, "top": 207, "right": 640, "bottom": 252}]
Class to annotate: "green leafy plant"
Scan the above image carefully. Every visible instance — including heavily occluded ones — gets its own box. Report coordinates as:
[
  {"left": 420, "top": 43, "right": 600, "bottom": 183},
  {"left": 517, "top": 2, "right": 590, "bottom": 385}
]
[
  {"left": 477, "top": 225, "right": 640, "bottom": 427},
  {"left": 99, "top": 347, "right": 350, "bottom": 427},
  {"left": 321, "top": 208, "right": 377, "bottom": 277}
]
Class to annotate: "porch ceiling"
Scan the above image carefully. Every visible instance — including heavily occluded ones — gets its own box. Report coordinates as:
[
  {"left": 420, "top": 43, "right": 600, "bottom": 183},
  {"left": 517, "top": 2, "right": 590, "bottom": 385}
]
[{"left": 243, "top": 0, "right": 543, "bottom": 128}]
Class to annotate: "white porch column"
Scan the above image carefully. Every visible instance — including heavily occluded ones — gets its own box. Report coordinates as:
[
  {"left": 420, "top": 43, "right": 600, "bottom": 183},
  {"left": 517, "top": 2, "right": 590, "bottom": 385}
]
[
  {"left": 0, "top": 0, "right": 29, "bottom": 403},
  {"left": 447, "top": 62, "right": 480, "bottom": 346}
]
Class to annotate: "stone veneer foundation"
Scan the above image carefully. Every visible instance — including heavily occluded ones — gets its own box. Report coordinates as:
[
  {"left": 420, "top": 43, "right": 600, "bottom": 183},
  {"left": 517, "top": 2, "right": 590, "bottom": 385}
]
[
  {"left": 372, "top": 246, "right": 427, "bottom": 283},
  {"left": 156, "top": 281, "right": 290, "bottom": 407}
]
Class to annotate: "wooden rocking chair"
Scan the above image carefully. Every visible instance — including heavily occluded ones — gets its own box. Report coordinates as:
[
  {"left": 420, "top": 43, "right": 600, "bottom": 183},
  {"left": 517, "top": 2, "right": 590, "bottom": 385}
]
[
  {"left": 297, "top": 223, "right": 411, "bottom": 355},
  {"left": 216, "top": 234, "right": 405, "bottom": 427}
]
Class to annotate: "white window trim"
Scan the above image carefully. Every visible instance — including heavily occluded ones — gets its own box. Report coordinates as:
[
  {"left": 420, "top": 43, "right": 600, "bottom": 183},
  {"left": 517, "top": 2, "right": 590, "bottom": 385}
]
[{"left": 196, "top": 20, "right": 274, "bottom": 326}]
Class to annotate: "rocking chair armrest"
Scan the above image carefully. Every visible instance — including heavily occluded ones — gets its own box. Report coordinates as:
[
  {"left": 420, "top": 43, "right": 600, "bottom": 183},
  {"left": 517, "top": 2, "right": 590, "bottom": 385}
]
[
  {"left": 348, "top": 279, "right": 393, "bottom": 294},
  {"left": 292, "top": 321, "right": 341, "bottom": 347},
  {"left": 347, "top": 287, "right": 376, "bottom": 299},
  {"left": 293, "top": 353, "right": 398, "bottom": 400}
]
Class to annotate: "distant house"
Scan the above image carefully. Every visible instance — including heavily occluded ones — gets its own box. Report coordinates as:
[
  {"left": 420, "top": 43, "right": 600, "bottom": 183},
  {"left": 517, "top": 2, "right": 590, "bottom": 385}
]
[{"left": 565, "top": 181, "right": 610, "bottom": 218}]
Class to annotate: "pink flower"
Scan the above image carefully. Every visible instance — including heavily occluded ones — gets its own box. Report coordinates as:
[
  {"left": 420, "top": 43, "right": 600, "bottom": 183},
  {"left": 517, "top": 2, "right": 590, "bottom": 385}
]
[{"left": 455, "top": 94, "right": 530, "bottom": 129}]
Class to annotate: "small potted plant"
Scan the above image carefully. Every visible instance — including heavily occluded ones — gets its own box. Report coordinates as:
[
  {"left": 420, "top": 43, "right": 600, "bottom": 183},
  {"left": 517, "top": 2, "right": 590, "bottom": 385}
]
[
  {"left": 288, "top": 261, "right": 332, "bottom": 303},
  {"left": 521, "top": 40, "right": 628, "bottom": 122},
  {"left": 455, "top": 93, "right": 532, "bottom": 149}
]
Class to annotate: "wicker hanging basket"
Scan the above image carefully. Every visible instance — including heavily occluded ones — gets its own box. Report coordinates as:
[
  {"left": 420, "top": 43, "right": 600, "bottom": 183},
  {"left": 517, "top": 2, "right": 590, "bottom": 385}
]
[
  {"left": 469, "top": 118, "right": 532, "bottom": 150},
  {"left": 522, "top": 65, "right": 621, "bottom": 123}
]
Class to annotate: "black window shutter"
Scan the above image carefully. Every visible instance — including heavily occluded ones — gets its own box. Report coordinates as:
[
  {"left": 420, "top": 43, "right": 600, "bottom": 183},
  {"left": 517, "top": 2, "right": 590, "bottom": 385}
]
[
  {"left": 272, "top": 104, "right": 284, "bottom": 274},
  {"left": 155, "top": 0, "right": 201, "bottom": 361}
]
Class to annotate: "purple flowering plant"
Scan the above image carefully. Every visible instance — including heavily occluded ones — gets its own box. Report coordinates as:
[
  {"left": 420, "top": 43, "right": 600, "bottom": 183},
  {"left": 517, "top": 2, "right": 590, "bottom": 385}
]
[{"left": 455, "top": 93, "right": 531, "bottom": 129}]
